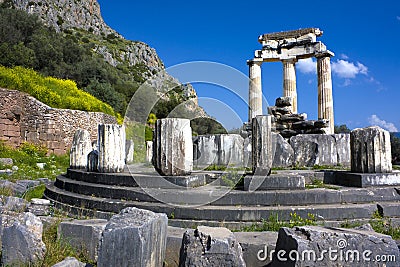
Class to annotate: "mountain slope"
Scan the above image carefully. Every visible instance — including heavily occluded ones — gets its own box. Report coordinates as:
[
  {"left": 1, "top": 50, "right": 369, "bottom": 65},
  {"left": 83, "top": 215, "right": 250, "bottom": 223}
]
[{"left": 0, "top": 0, "right": 207, "bottom": 120}]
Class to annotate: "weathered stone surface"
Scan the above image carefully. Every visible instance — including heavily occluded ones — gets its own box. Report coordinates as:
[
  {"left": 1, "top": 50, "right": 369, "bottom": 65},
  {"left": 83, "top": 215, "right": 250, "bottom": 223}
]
[
  {"left": 1, "top": 196, "right": 29, "bottom": 212},
  {"left": 248, "top": 60, "right": 263, "bottom": 121},
  {"left": 290, "top": 134, "right": 351, "bottom": 167},
  {"left": 334, "top": 133, "right": 351, "bottom": 166},
  {"left": 52, "top": 257, "right": 86, "bottom": 267},
  {"left": 146, "top": 141, "right": 153, "bottom": 163},
  {"left": 58, "top": 219, "right": 107, "bottom": 262},
  {"left": 272, "top": 133, "right": 294, "bottom": 167},
  {"left": 270, "top": 225, "right": 400, "bottom": 267},
  {"left": 87, "top": 149, "right": 99, "bottom": 172},
  {"left": 166, "top": 226, "right": 187, "bottom": 267},
  {"left": 351, "top": 126, "right": 392, "bottom": 173},
  {"left": 275, "top": 96, "right": 292, "bottom": 107},
  {"left": 179, "top": 226, "right": 246, "bottom": 267},
  {"left": 234, "top": 231, "right": 278, "bottom": 267},
  {"left": 332, "top": 171, "right": 400, "bottom": 187},
  {"left": 125, "top": 139, "right": 134, "bottom": 164},
  {"left": 153, "top": 118, "right": 193, "bottom": 176},
  {"left": 98, "top": 124, "right": 126, "bottom": 173},
  {"left": 244, "top": 174, "right": 305, "bottom": 191},
  {"left": 0, "top": 88, "right": 117, "bottom": 155},
  {"left": 193, "top": 134, "right": 244, "bottom": 168},
  {"left": 98, "top": 207, "right": 168, "bottom": 267},
  {"left": 0, "top": 158, "right": 13, "bottom": 166},
  {"left": 2, "top": 212, "right": 46, "bottom": 266},
  {"left": 252, "top": 115, "right": 273, "bottom": 175},
  {"left": 28, "top": 198, "right": 51, "bottom": 216},
  {"left": 70, "top": 129, "right": 92, "bottom": 169},
  {"left": 243, "top": 136, "right": 252, "bottom": 168}
]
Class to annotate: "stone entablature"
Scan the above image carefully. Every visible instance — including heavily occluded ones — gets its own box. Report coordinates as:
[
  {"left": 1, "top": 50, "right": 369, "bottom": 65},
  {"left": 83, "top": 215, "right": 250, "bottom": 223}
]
[{"left": 0, "top": 88, "right": 116, "bottom": 154}]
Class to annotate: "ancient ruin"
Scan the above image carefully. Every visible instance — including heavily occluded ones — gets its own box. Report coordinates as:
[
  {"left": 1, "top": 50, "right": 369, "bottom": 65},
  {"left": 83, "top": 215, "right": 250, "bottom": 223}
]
[
  {"left": 248, "top": 28, "right": 335, "bottom": 134},
  {"left": 2, "top": 28, "right": 398, "bottom": 267}
]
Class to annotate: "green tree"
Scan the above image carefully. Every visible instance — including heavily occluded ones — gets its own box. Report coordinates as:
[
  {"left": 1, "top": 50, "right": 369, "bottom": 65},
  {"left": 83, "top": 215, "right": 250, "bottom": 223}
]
[
  {"left": 334, "top": 124, "right": 351, "bottom": 134},
  {"left": 390, "top": 133, "right": 400, "bottom": 164}
]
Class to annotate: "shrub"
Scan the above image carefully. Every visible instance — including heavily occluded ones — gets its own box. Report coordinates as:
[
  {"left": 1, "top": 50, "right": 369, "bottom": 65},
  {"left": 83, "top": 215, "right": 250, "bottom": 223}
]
[{"left": 0, "top": 65, "right": 117, "bottom": 117}]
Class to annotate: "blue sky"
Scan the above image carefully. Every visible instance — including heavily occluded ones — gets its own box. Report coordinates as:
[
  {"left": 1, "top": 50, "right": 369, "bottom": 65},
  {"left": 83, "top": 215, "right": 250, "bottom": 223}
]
[{"left": 98, "top": 0, "right": 400, "bottom": 131}]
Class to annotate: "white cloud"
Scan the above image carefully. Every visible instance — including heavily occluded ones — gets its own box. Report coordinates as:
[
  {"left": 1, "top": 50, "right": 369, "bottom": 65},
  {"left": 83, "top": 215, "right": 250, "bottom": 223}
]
[
  {"left": 331, "top": 60, "right": 368, "bottom": 78},
  {"left": 368, "top": 115, "right": 398, "bottom": 132},
  {"left": 340, "top": 54, "right": 349, "bottom": 60},
  {"left": 296, "top": 58, "right": 316, "bottom": 74},
  {"left": 397, "top": 16, "right": 400, "bottom": 21}
]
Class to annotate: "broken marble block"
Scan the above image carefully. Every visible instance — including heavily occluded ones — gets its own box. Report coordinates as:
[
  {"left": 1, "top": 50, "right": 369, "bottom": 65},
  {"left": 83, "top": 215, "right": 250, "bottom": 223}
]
[
  {"left": 179, "top": 226, "right": 246, "bottom": 267},
  {"left": 2, "top": 212, "right": 46, "bottom": 266},
  {"left": 98, "top": 207, "right": 168, "bottom": 267}
]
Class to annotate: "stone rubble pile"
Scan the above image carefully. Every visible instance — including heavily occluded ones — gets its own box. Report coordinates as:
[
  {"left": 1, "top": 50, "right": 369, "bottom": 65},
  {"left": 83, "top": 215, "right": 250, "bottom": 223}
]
[{"left": 269, "top": 96, "right": 330, "bottom": 139}]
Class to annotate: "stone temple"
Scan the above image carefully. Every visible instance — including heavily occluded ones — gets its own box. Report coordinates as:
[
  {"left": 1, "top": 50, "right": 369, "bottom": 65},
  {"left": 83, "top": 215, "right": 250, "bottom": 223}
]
[
  {"left": 42, "top": 28, "right": 400, "bottom": 266},
  {"left": 248, "top": 28, "right": 335, "bottom": 134}
]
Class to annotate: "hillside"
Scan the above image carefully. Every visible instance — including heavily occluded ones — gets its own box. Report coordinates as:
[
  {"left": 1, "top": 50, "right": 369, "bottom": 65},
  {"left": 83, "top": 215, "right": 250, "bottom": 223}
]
[{"left": 0, "top": 0, "right": 207, "bottom": 121}]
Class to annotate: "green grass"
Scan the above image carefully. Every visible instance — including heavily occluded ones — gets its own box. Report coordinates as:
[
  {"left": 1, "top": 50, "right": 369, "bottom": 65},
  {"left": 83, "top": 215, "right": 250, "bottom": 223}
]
[
  {"left": 305, "top": 178, "right": 341, "bottom": 190},
  {"left": 0, "top": 141, "right": 69, "bottom": 183},
  {"left": 369, "top": 211, "right": 400, "bottom": 240},
  {"left": 38, "top": 221, "right": 95, "bottom": 267},
  {"left": 240, "top": 212, "right": 318, "bottom": 232},
  {"left": 22, "top": 184, "right": 46, "bottom": 201}
]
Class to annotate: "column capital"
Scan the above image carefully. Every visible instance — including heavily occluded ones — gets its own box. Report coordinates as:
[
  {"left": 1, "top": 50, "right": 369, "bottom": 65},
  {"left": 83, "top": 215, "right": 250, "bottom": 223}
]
[
  {"left": 247, "top": 59, "right": 263, "bottom": 66},
  {"left": 315, "top": 50, "right": 335, "bottom": 58}
]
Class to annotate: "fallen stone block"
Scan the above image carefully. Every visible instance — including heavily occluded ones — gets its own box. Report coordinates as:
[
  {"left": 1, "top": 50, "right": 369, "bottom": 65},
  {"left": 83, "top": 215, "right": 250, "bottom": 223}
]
[
  {"left": 98, "top": 207, "right": 168, "bottom": 267},
  {"left": 234, "top": 231, "right": 278, "bottom": 267},
  {"left": 1, "top": 196, "right": 29, "bottom": 212},
  {"left": 270, "top": 225, "right": 400, "bottom": 267},
  {"left": 179, "top": 226, "right": 246, "bottom": 267},
  {"left": 28, "top": 198, "right": 51, "bottom": 216},
  {"left": 2, "top": 212, "right": 46, "bottom": 266},
  {"left": 58, "top": 219, "right": 107, "bottom": 262}
]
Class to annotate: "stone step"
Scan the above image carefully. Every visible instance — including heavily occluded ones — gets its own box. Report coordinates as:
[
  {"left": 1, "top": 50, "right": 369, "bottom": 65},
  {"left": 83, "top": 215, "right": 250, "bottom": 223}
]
[
  {"left": 55, "top": 175, "right": 400, "bottom": 207},
  {"left": 45, "top": 183, "right": 400, "bottom": 223}
]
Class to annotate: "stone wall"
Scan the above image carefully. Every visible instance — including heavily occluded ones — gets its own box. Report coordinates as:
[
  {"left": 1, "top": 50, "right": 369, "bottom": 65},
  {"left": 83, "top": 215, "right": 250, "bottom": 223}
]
[{"left": 0, "top": 88, "right": 117, "bottom": 154}]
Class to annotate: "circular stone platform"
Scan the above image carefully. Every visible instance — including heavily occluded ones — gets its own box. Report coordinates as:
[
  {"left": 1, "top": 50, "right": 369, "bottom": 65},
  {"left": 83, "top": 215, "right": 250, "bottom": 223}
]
[{"left": 44, "top": 164, "right": 400, "bottom": 230}]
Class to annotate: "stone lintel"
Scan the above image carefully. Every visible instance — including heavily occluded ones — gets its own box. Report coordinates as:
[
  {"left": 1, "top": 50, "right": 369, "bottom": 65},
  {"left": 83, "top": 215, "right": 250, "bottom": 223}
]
[
  {"left": 255, "top": 42, "right": 328, "bottom": 62},
  {"left": 258, "top": 28, "right": 323, "bottom": 42}
]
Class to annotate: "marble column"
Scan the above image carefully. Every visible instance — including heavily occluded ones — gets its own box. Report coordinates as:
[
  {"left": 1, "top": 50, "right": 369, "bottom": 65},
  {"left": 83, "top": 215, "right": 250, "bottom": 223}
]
[
  {"left": 98, "top": 124, "right": 126, "bottom": 173},
  {"left": 248, "top": 60, "right": 263, "bottom": 122},
  {"left": 283, "top": 58, "right": 297, "bottom": 113},
  {"left": 316, "top": 51, "right": 335, "bottom": 134}
]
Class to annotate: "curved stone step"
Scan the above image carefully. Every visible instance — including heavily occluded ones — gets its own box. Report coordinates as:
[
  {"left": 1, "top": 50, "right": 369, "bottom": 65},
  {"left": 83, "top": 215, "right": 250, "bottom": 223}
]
[
  {"left": 45, "top": 183, "right": 397, "bottom": 223},
  {"left": 55, "top": 175, "right": 400, "bottom": 207}
]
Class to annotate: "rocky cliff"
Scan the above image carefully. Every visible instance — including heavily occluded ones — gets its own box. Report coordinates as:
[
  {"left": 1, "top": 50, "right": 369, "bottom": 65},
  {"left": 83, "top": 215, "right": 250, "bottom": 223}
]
[
  {"left": 1, "top": 0, "right": 114, "bottom": 36},
  {"left": 0, "top": 0, "right": 202, "bottom": 106}
]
